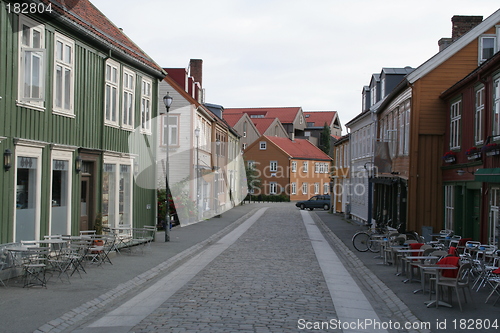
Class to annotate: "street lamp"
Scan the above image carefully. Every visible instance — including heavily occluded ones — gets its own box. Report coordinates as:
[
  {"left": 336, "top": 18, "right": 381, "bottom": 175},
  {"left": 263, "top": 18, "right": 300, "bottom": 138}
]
[
  {"left": 364, "top": 161, "right": 374, "bottom": 227},
  {"left": 162, "top": 92, "right": 173, "bottom": 242},
  {"left": 195, "top": 127, "right": 200, "bottom": 221}
]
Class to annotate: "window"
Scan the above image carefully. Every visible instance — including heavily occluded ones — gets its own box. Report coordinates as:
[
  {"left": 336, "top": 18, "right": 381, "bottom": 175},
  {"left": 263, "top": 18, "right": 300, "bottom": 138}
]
[
  {"left": 162, "top": 115, "right": 179, "bottom": 146},
  {"left": 404, "top": 100, "right": 410, "bottom": 155},
  {"left": 242, "top": 143, "right": 247, "bottom": 150},
  {"left": 303, "top": 161, "right": 308, "bottom": 173},
  {"left": 490, "top": 188, "right": 500, "bottom": 246},
  {"left": 119, "top": 165, "right": 132, "bottom": 226},
  {"left": 444, "top": 185, "right": 454, "bottom": 232},
  {"left": 314, "top": 183, "right": 319, "bottom": 194},
  {"left": 259, "top": 141, "right": 266, "bottom": 150},
  {"left": 291, "top": 182, "right": 297, "bottom": 195},
  {"left": 475, "top": 86, "right": 485, "bottom": 145},
  {"left": 247, "top": 160, "right": 255, "bottom": 169},
  {"left": 270, "top": 161, "right": 277, "bottom": 172},
  {"left": 450, "top": 99, "right": 462, "bottom": 149},
  {"left": 243, "top": 121, "right": 247, "bottom": 137},
  {"left": 494, "top": 77, "right": 500, "bottom": 136},
  {"left": 50, "top": 153, "right": 71, "bottom": 236},
  {"left": 291, "top": 161, "right": 297, "bottom": 172},
  {"left": 105, "top": 60, "right": 119, "bottom": 125},
  {"left": 102, "top": 164, "right": 116, "bottom": 226},
  {"left": 269, "top": 182, "right": 277, "bottom": 194},
  {"left": 18, "top": 16, "right": 46, "bottom": 107},
  {"left": 141, "top": 78, "right": 152, "bottom": 133},
  {"left": 479, "top": 36, "right": 497, "bottom": 63},
  {"left": 52, "top": 33, "right": 74, "bottom": 115},
  {"left": 122, "top": 68, "right": 135, "bottom": 129},
  {"left": 102, "top": 160, "right": 133, "bottom": 228},
  {"left": 324, "top": 183, "right": 329, "bottom": 194},
  {"left": 302, "top": 182, "right": 308, "bottom": 195}
]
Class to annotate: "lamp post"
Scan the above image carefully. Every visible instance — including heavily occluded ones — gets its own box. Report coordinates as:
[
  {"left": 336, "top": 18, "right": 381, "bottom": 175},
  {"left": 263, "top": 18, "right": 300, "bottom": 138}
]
[
  {"left": 162, "top": 92, "right": 173, "bottom": 242},
  {"left": 364, "top": 161, "right": 374, "bottom": 227},
  {"left": 195, "top": 127, "right": 200, "bottom": 221}
]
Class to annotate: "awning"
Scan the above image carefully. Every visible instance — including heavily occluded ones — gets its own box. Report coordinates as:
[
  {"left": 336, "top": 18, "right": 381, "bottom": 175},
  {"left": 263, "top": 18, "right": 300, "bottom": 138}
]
[{"left": 474, "top": 168, "right": 500, "bottom": 183}]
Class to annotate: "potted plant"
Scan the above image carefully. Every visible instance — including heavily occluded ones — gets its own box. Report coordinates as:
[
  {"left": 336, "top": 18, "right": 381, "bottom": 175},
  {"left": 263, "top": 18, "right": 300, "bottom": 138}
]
[
  {"left": 442, "top": 151, "right": 457, "bottom": 163},
  {"left": 465, "top": 147, "right": 481, "bottom": 160},
  {"left": 482, "top": 143, "right": 500, "bottom": 156}
]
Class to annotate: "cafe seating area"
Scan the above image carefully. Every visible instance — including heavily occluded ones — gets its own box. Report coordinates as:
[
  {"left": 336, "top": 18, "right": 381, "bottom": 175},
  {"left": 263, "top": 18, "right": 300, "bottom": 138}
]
[
  {"left": 0, "top": 225, "right": 156, "bottom": 288},
  {"left": 371, "top": 229, "right": 500, "bottom": 311}
]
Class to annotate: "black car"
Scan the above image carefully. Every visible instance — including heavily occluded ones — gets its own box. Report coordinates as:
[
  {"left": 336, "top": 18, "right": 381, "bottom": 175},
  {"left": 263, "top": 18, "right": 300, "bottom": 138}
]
[{"left": 295, "top": 195, "right": 331, "bottom": 210}]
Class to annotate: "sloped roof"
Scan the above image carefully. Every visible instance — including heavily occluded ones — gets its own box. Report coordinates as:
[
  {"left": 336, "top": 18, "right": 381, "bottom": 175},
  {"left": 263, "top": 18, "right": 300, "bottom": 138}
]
[
  {"left": 304, "top": 111, "right": 337, "bottom": 127},
  {"left": 407, "top": 8, "right": 500, "bottom": 84},
  {"left": 265, "top": 136, "right": 332, "bottom": 161},
  {"left": 222, "top": 113, "right": 244, "bottom": 127},
  {"left": 252, "top": 118, "right": 277, "bottom": 133},
  {"left": 224, "top": 107, "right": 302, "bottom": 123},
  {"left": 45, "top": 0, "right": 164, "bottom": 76}
]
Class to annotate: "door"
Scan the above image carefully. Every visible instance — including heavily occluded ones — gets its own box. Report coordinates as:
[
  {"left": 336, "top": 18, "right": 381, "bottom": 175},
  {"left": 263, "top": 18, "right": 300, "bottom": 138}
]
[
  {"left": 466, "top": 189, "right": 481, "bottom": 240},
  {"left": 80, "top": 176, "right": 92, "bottom": 231}
]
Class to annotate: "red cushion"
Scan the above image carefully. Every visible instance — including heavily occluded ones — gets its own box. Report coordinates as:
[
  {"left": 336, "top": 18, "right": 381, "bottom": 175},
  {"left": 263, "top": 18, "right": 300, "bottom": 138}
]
[
  {"left": 437, "top": 256, "right": 459, "bottom": 278},
  {"left": 448, "top": 246, "right": 457, "bottom": 256}
]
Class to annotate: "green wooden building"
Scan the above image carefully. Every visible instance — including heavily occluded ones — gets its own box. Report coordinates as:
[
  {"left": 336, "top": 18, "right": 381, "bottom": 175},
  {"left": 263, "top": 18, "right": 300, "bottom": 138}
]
[{"left": 0, "top": 0, "right": 165, "bottom": 243}]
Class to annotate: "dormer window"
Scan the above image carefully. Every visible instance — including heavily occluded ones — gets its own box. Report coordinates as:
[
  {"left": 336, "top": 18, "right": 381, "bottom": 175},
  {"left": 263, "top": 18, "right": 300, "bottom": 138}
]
[{"left": 479, "top": 35, "right": 497, "bottom": 63}]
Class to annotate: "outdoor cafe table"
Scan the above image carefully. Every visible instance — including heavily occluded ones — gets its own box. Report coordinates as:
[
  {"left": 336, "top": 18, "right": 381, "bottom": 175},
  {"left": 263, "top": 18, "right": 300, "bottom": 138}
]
[
  {"left": 419, "top": 264, "right": 459, "bottom": 308},
  {"left": 393, "top": 248, "right": 424, "bottom": 276}
]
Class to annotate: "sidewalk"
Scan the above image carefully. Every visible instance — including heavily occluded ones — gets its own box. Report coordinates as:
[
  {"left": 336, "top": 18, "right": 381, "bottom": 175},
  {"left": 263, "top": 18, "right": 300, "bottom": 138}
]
[
  {"left": 314, "top": 210, "right": 500, "bottom": 332},
  {"left": 0, "top": 203, "right": 260, "bottom": 333}
]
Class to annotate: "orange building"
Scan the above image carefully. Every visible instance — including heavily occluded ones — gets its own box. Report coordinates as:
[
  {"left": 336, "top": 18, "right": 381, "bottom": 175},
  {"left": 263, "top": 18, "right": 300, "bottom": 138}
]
[{"left": 244, "top": 136, "right": 332, "bottom": 200}]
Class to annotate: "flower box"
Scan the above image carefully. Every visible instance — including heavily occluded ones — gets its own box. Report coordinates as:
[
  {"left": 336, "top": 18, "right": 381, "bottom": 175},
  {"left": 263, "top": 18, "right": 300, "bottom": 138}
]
[
  {"left": 486, "top": 150, "right": 500, "bottom": 156},
  {"left": 467, "top": 153, "right": 481, "bottom": 160},
  {"left": 442, "top": 151, "right": 456, "bottom": 163},
  {"left": 482, "top": 143, "right": 500, "bottom": 157},
  {"left": 465, "top": 147, "right": 481, "bottom": 160}
]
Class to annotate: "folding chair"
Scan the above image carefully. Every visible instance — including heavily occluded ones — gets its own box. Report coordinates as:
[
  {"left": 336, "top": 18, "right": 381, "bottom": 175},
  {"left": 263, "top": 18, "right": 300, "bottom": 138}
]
[{"left": 23, "top": 247, "right": 49, "bottom": 288}]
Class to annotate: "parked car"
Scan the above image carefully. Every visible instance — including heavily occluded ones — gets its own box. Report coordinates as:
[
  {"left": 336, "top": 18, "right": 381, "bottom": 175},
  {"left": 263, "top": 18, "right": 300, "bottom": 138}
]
[{"left": 295, "top": 195, "right": 331, "bottom": 210}]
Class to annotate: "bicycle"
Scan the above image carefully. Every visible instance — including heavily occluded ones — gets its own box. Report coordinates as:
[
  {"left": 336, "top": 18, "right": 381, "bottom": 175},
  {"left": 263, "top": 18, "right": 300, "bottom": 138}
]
[{"left": 352, "top": 219, "right": 399, "bottom": 253}]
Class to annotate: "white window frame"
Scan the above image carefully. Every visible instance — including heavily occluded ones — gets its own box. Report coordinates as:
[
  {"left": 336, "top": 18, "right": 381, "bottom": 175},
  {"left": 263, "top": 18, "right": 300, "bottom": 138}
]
[
  {"left": 323, "top": 183, "right": 329, "bottom": 194},
  {"left": 291, "top": 182, "right": 297, "bottom": 195},
  {"left": 475, "top": 86, "right": 485, "bottom": 145},
  {"left": 122, "top": 68, "right": 135, "bottom": 129},
  {"left": 141, "top": 78, "right": 152, "bottom": 133},
  {"left": 404, "top": 100, "right": 410, "bottom": 155},
  {"left": 444, "top": 185, "right": 454, "bottom": 232},
  {"left": 259, "top": 141, "right": 267, "bottom": 150},
  {"left": 302, "top": 182, "right": 308, "bottom": 195},
  {"left": 479, "top": 35, "right": 497, "bottom": 64},
  {"left": 291, "top": 161, "right": 297, "bottom": 173},
  {"left": 303, "top": 161, "right": 308, "bottom": 173},
  {"left": 102, "top": 155, "right": 133, "bottom": 228},
  {"left": 270, "top": 161, "right": 277, "bottom": 172},
  {"left": 162, "top": 114, "right": 179, "bottom": 146},
  {"left": 13, "top": 144, "right": 44, "bottom": 241},
  {"left": 314, "top": 183, "right": 319, "bottom": 194},
  {"left": 49, "top": 149, "right": 73, "bottom": 235},
  {"left": 493, "top": 76, "right": 500, "bottom": 137},
  {"left": 269, "top": 182, "right": 277, "bottom": 195},
  {"left": 18, "top": 15, "right": 46, "bottom": 110},
  {"left": 450, "top": 99, "right": 462, "bottom": 149},
  {"left": 490, "top": 188, "right": 500, "bottom": 246},
  {"left": 104, "top": 59, "right": 119, "bottom": 126},
  {"left": 52, "top": 33, "right": 74, "bottom": 116}
]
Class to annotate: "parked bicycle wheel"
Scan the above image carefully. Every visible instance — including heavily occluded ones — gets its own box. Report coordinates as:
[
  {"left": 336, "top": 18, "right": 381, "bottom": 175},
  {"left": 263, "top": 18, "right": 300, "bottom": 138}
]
[
  {"left": 352, "top": 232, "right": 370, "bottom": 252},
  {"left": 368, "top": 235, "right": 381, "bottom": 253}
]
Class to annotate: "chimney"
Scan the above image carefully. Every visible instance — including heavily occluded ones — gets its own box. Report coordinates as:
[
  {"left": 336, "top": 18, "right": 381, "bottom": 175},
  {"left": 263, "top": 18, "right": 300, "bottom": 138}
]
[
  {"left": 439, "top": 15, "right": 483, "bottom": 52},
  {"left": 451, "top": 16, "right": 483, "bottom": 41},
  {"left": 189, "top": 59, "right": 203, "bottom": 87}
]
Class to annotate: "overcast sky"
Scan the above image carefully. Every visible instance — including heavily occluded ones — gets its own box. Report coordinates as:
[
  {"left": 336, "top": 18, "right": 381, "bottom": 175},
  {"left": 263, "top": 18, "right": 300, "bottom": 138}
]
[{"left": 91, "top": 0, "right": 499, "bottom": 131}]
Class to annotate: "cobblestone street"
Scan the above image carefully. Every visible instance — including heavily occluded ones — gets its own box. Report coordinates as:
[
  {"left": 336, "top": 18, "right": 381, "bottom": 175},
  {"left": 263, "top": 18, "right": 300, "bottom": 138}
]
[{"left": 133, "top": 206, "right": 338, "bottom": 332}]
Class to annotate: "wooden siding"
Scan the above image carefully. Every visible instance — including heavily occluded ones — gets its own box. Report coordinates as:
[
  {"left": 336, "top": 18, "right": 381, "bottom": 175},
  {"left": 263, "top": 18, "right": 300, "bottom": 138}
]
[{"left": 0, "top": 4, "right": 160, "bottom": 241}]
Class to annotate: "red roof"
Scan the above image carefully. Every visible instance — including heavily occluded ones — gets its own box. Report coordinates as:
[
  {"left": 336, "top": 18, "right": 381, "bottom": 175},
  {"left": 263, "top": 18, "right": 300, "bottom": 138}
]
[
  {"left": 303, "top": 111, "right": 337, "bottom": 127},
  {"left": 222, "top": 113, "right": 244, "bottom": 127},
  {"left": 265, "top": 136, "right": 332, "bottom": 161},
  {"left": 252, "top": 118, "right": 276, "bottom": 133},
  {"left": 225, "top": 107, "right": 302, "bottom": 123},
  {"left": 45, "top": 0, "right": 163, "bottom": 75}
]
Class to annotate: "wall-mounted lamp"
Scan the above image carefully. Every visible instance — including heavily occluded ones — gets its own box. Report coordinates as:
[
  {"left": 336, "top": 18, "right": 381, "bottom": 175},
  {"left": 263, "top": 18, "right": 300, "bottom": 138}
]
[
  {"left": 75, "top": 155, "right": 82, "bottom": 173},
  {"left": 456, "top": 168, "right": 475, "bottom": 176},
  {"left": 4, "top": 149, "right": 12, "bottom": 171}
]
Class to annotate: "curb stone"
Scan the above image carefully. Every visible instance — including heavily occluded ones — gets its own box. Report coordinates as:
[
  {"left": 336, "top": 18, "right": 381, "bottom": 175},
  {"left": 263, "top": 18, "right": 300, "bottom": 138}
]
[{"left": 311, "top": 212, "right": 432, "bottom": 333}]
